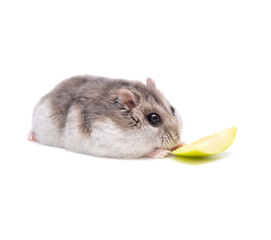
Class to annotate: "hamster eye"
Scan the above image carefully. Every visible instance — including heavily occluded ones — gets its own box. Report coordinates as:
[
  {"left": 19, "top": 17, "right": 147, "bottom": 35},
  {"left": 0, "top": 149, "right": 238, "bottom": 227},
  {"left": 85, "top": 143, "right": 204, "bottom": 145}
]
[
  {"left": 148, "top": 113, "right": 161, "bottom": 125},
  {"left": 170, "top": 106, "right": 175, "bottom": 116}
]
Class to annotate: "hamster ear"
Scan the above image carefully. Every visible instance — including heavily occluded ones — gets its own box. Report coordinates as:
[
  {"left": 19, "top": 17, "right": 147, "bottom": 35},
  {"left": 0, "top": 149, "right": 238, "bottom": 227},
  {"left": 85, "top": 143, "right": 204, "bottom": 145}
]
[
  {"left": 146, "top": 77, "right": 156, "bottom": 88},
  {"left": 117, "top": 89, "right": 137, "bottom": 110}
]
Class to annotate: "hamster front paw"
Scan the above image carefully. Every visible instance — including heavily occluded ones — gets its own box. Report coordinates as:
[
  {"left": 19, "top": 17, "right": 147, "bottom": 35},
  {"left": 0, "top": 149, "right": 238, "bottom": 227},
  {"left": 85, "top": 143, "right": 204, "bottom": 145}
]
[
  {"left": 170, "top": 141, "right": 186, "bottom": 151},
  {"left": 147, "top": 148, "right": 170, "bottom": 159}
]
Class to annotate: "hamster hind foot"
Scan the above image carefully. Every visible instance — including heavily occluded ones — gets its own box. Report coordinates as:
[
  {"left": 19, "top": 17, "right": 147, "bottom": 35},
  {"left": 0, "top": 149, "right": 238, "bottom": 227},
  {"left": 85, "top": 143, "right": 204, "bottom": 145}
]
[{"left": 28, "top": 131, "right": 36, "bottom": 142}]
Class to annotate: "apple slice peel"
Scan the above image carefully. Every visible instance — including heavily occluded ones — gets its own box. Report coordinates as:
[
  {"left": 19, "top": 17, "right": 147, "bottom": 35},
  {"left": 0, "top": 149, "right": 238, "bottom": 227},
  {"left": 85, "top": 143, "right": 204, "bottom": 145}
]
[{"left": 171, "top": 127, "right": 237, "bottom": 157}]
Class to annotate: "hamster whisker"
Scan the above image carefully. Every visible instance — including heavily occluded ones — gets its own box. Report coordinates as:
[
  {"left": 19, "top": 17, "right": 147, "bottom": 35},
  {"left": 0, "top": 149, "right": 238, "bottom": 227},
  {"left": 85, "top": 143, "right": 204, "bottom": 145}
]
[{"left": 162, "top": 134, "right": 176, "bottom": 148}]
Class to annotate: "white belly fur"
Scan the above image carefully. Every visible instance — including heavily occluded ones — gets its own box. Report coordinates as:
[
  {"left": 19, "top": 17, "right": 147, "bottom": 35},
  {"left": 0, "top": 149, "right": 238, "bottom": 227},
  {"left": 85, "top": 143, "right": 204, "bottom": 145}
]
[{"left": 32, "top": 100, "right": 154, "bottom": 158}]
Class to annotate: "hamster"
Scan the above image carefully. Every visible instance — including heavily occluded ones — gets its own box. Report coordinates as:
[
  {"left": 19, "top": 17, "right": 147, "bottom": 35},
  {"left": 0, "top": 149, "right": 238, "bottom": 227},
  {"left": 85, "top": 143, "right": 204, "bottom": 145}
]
[{"left": 29, "top": 75, "right": 183, "bottom": 158}]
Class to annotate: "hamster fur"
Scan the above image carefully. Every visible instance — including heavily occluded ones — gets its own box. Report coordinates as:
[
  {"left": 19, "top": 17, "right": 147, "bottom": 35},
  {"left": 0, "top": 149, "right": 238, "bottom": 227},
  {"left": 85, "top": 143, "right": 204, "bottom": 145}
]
[{"left": 29, "top": 75, "right": 183, "bottom": 158}]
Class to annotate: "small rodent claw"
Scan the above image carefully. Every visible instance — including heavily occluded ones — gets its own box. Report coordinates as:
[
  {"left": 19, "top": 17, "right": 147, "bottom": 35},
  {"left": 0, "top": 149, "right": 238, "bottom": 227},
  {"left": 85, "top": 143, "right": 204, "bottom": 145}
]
[
  {"left": 170, "top": 141, "right": 186, "bottom": 151},
  {"left": 147, "top": 148, "right": 170, "bottom": 159}
]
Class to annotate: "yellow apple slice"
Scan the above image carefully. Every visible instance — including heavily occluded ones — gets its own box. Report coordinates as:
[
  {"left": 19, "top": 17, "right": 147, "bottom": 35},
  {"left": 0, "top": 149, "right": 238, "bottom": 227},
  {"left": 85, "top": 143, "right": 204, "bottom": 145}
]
[{"left": 171, "top": 127, "right": 237, "bottom": 157}]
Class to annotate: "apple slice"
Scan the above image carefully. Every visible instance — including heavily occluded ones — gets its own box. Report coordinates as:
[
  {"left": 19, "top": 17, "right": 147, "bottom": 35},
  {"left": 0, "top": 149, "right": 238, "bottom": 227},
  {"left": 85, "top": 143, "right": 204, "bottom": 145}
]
[{"left": 171, "top": 127, "right": 237, "bottom": 157}]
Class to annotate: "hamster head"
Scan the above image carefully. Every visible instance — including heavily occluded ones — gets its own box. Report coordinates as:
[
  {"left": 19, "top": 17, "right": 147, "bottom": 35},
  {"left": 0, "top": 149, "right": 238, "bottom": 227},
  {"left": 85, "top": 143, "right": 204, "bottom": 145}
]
[{"left": 113, "top": 78, "right": 183, "bottom": 152}]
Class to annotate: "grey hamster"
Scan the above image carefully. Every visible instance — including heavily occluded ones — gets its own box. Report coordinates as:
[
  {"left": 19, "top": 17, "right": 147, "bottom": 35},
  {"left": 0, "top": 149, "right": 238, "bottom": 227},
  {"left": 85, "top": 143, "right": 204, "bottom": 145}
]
[{"left": 29, "top": 75, "right": 183, "bottom": 158}]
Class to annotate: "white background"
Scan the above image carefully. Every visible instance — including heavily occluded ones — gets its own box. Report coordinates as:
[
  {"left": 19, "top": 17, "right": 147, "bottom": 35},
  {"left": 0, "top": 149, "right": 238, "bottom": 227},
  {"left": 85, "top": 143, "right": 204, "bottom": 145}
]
[{"left": 0, "top": 0, "right": 270, "bottom": 239}]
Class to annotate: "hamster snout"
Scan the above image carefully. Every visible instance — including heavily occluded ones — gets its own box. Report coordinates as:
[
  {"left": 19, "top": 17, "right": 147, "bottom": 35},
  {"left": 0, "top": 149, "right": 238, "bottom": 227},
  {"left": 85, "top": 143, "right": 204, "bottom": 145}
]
[{"left": 29, "top": 75, "right": 183, "bottom": 158}]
